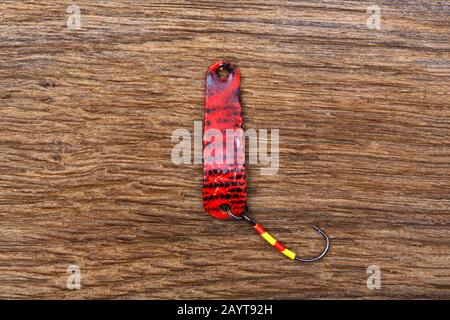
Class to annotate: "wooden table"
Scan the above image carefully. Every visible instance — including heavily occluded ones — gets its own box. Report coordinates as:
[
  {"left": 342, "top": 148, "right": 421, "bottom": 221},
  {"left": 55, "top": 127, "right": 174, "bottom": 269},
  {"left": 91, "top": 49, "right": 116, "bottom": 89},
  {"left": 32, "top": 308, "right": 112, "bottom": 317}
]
[{"left": 0, "top": 1, "right": 449, "bottom": 299}]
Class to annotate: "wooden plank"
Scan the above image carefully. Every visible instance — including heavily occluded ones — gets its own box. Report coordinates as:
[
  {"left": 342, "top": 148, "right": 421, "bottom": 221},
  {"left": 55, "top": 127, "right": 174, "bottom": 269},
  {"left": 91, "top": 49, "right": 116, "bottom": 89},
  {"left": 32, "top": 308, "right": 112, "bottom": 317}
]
[{"left": 0, "top": 0, "right": 449, "bottom": 299}]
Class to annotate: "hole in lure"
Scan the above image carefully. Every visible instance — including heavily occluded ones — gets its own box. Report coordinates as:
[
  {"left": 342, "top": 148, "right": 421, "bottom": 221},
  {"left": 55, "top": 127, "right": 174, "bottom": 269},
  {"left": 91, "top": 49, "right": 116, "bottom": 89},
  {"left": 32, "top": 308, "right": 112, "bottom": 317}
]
[
  {"left": 203, "top": 61, "right": 330, "bottom": 263},
  {"left": 216, "top": 65, "right": 230, "bottom": 80}
]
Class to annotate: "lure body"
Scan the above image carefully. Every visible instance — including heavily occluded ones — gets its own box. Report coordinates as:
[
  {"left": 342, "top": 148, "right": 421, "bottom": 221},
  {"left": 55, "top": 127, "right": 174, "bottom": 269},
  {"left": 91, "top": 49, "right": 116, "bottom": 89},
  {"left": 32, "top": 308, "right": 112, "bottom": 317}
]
[{"left": 203, "top": 61, "right": 246, "bottom": 219}]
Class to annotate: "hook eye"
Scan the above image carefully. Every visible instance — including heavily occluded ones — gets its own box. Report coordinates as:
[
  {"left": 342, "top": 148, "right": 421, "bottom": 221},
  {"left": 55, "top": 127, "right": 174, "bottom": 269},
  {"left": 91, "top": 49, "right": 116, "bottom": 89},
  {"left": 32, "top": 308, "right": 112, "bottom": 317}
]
[{"left": 220, "top": 204, "right": 244, "bottom": 220}]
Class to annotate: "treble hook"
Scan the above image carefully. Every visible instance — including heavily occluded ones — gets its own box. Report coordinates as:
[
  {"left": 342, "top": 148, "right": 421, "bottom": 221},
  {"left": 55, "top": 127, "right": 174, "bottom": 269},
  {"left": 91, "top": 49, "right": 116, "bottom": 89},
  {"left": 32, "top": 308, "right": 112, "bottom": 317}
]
[{"left": 222, "top": 204, "right": 330, "bottom": 263}]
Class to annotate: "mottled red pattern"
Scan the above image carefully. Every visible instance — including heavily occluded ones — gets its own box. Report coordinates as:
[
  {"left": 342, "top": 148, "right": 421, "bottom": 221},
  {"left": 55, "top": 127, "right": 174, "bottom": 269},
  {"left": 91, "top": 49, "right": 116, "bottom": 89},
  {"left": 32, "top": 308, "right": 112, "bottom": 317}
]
[{"left": 203, "top": 61, "right": 246, "bottom": 219}]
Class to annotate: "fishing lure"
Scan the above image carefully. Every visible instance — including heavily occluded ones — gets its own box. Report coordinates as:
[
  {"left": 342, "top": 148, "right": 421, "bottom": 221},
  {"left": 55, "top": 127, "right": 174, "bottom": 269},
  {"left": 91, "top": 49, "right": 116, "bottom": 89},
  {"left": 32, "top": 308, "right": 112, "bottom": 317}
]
[{"left": 203, "top": 61, "right": 330, "bottom": 262}]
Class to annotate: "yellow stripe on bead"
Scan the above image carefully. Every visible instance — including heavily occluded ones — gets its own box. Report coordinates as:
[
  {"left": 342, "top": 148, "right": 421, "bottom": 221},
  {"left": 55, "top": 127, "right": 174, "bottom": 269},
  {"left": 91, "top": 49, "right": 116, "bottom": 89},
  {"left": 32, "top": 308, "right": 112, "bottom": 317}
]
[
  {"left": 281, "top": 248, "right": 296, "bottom": 260},
  {"left": 261, "top": 232, "right": 277, "bottom": 246}
]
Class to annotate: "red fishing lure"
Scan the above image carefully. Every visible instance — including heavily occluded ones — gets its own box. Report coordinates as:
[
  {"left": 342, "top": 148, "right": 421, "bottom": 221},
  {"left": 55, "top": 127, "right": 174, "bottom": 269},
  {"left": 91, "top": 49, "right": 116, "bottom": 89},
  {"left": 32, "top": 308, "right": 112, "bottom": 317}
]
[
  {"left": 203, "top": 61, "right": 246, "bottom": 219},
  {"left": 202, "top": 61, "right": 330, "bottom": 262}
]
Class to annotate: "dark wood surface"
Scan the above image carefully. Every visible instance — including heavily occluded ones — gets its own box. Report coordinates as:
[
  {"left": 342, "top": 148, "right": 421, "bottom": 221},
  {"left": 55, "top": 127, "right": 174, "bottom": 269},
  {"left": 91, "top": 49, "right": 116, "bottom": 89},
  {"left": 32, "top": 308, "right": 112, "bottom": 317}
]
[{"left": 0, "top": 1, "right": 449, "bottom": 299}]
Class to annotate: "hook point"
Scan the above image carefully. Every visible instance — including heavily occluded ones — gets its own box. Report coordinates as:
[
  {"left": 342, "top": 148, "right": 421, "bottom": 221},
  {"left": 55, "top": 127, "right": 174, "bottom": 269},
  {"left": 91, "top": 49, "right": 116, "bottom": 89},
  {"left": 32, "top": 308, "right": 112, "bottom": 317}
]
[{"left": 295, "top": 224, "right": 330, "bottom": 263}]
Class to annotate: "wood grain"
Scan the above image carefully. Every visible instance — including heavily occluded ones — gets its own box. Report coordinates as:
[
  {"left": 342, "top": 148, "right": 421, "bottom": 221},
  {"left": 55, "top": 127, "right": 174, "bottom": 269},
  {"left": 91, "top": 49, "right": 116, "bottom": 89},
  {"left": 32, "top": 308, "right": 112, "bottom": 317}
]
[{"left": 0, "top": 0, "right": 449, "bottom": 299}]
